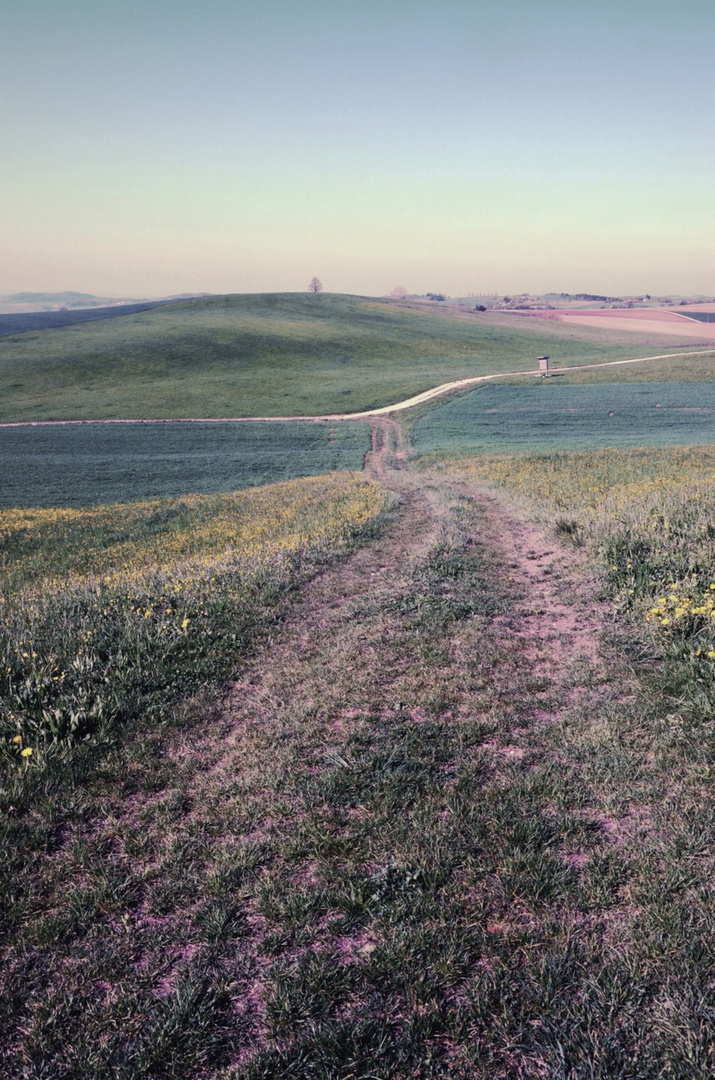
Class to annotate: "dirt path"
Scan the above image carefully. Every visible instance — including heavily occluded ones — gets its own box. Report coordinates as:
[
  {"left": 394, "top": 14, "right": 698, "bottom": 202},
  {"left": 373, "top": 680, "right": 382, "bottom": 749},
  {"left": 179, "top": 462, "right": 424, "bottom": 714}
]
[
  {"left": 366, "top": 413, "right": 607, "bottom": 677},
  {"left": 135, "top": 415, "right": 621, "bottom": 1071},
  {"left": 7, "top": 408, "right": 666, "bottom": 1076}
]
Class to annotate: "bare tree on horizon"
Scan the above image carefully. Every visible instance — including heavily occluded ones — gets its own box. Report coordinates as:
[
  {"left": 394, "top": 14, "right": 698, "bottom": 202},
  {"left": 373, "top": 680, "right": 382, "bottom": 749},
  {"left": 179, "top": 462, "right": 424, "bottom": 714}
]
[{"left": 309, "top": 277, "right": 323, "bottom": 293}]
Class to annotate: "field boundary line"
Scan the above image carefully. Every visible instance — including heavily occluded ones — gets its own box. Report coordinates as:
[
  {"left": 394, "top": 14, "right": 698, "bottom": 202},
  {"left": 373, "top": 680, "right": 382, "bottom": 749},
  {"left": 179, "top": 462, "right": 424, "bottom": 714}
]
[{"left": 2, "top": 348, "right": 714, "bottom": 429}]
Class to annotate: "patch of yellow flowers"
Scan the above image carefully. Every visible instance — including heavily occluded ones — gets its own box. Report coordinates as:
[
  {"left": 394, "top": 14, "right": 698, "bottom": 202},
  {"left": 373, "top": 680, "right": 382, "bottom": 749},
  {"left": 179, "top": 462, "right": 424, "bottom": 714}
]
[
  {"left": 0, "top": 473, "right": 389, "bottom": 599},
  {"left": 432, "top": 446, "right": 715, "bottom": 547},
  {"left": 434, "top": 445, "right": 715, "bottom": 661},
  {"left": 646, "top": 578, "right": 715, "bottom": 646}
]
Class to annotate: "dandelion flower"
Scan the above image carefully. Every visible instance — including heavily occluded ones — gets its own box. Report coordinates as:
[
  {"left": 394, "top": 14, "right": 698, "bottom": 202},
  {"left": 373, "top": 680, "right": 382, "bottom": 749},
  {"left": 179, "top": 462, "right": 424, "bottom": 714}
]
[
  {"left": 21, "top": 747, "right": 33, "bottom": 757},
  {"left": 12, "top": 735, "right": 22, "bottom": 745}
]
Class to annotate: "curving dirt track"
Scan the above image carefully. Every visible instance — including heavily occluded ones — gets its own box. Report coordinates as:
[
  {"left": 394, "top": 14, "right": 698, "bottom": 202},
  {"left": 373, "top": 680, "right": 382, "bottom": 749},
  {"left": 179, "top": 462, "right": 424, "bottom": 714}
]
[{"left": 1, "top": 346, "right": 714, "bottom": 429}]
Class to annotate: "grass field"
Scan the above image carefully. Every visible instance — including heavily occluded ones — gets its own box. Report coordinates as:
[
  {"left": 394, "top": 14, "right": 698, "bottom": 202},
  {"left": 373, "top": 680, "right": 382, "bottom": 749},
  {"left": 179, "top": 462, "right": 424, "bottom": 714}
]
[
  {"left": 413, "top": 380, "right": 715, "bottom": 456},
  {"left": 0, "top": 420, "right": 370, "bottom": 508},
  {"left": 427, "top": 443, "right": 715, "bottom": 516},
  {"left": 675, "top": 310, "right": 715, "bottom": 324},
  {"left": 0, "top": 473, "right": 388, "bottom": 749},
  {"left": 8, "top": 432, "right": 715, "bottom": 1072},
  {"left": 6, "top": 290, "right": 715, "bottom": 1073},
  {"left": 497, "top": 349, "right": 715, "bottom": 385},
  {"left": 430, "top": 442, "right": 715, "bottom": 738},
  {"left": 0, "top": 293, "right": 700, "bottom": 422},
  {"left": 401, "top": 445, "right": 715, "bottom": 1076}
]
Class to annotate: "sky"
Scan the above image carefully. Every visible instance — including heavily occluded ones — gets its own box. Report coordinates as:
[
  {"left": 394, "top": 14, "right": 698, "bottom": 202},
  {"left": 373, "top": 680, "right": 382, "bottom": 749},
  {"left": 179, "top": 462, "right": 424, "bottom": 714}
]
[{"left": 3, "top": 0, "right": 714, "bottom": 298}]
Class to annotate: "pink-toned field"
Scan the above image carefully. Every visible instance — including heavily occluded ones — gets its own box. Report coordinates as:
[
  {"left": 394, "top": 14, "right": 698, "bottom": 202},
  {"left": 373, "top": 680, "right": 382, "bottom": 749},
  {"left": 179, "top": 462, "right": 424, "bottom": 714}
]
[
  {"left": 526, "top": 307, "right": 715, "bottom": 338},
  {"left": 564, "top": 309, "right": 691, "bottom": 321}
]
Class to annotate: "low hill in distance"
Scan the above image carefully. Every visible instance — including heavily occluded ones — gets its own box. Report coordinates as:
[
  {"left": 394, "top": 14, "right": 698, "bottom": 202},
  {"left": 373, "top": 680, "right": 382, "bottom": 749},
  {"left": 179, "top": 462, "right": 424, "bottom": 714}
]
[
  {"left": 0, "top": 301, "right": 178, "bottom": 338},
  {"left": 0, "top": 291, "right": 206, "bottom": 314},
  {"left": 1, "top": 291, "right": 136, "bottom": 311},
  {"left": 0, "top": 292, "right": 710, "bottom": 423}
]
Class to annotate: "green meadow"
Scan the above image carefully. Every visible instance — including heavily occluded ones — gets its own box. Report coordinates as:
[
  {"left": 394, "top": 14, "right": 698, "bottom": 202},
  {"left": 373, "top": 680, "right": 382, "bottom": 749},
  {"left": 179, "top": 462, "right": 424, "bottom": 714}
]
[
  {"left": 0, "top": 420, "right": 370, "bottom": 508},
  {"left": 0, "top": 292, "right": 699, "bottom": 422},
  {"left": 412, "top": 380, "right": 715, "bottom": 456},
  {"left": 9, "top": 444, "right": 715, "bottom": 1074}
]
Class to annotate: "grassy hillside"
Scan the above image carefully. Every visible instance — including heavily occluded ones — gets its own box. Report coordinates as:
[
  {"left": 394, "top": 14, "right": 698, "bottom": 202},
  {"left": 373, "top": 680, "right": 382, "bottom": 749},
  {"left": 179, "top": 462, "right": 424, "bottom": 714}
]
[
  {"left": 0, "top": 473, "right": 391, "bottom": 1075},
  {"left": 0, "top": 293, "right": 695, "bottom": 421},
  {"left": 10, "top": 448, "right": 715, "bottom": 1072}
]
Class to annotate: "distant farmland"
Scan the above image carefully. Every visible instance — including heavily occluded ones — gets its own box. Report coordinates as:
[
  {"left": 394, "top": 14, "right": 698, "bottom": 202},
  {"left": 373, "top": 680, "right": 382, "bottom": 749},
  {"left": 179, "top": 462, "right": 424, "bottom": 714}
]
[
  {"left": 675, "top": 310, "right": 715, "bottom": 323},
  {"left": 0, "top": 300, "right": 171, "bottom": 337}
]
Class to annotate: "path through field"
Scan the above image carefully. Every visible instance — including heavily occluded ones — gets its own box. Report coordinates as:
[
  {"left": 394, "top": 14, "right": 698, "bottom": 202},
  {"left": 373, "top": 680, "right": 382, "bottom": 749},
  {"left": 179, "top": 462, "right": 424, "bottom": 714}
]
[
  {"left": 10, "top": 419, "right": 710, "bottom": 1078},
  {"left": 1, "top": 346, "right": 714, "bottom": 428},
  {"left": 122, "top": 418, "right": 653, "bottom": 1076}
]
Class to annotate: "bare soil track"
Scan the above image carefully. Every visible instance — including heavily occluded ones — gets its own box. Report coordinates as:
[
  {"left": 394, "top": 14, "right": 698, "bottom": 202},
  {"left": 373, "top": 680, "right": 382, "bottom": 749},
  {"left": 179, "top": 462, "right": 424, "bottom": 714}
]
[{"left": 365, "top": 415, "right": 606, "bottom": 679}]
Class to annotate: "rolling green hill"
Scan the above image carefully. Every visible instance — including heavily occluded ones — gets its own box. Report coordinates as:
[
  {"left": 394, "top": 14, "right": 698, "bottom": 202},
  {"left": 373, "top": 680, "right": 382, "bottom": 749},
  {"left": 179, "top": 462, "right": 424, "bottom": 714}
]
[{"left": 0, "top": 293, "right": 698, "bottom": 422}]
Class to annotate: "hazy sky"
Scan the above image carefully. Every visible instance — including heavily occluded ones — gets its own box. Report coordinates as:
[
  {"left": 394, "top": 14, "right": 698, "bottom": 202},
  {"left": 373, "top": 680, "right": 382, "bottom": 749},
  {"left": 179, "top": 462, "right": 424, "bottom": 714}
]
[{"left": 3, "top": 0, "right": 713, "bottom": 297}]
